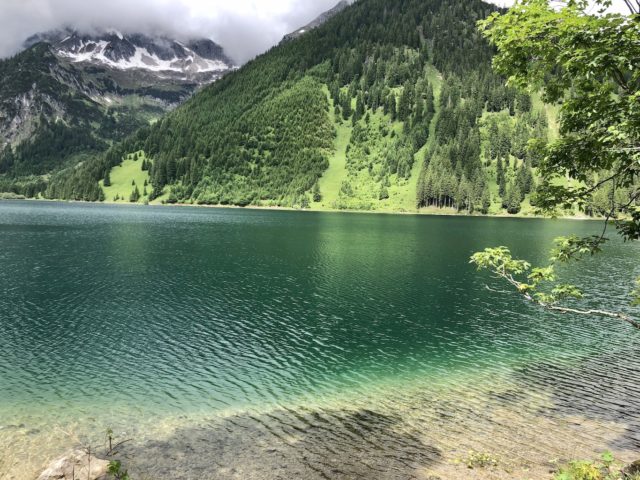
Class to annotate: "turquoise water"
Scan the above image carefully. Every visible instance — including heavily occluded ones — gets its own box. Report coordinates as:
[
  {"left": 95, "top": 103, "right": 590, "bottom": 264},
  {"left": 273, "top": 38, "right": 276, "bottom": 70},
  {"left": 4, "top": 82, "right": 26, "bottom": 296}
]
[{"left": 0, "top": 201, "right": 639, "bottom": 479}]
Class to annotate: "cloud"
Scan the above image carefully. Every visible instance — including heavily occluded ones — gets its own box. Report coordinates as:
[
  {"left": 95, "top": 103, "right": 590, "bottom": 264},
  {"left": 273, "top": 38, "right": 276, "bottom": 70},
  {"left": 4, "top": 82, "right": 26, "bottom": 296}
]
[
  {"left": 0, "top": 0, "right": 347, "bottom": 63},
  {"left": 0, "top": 0, "right": 630, "bottom": 64}
]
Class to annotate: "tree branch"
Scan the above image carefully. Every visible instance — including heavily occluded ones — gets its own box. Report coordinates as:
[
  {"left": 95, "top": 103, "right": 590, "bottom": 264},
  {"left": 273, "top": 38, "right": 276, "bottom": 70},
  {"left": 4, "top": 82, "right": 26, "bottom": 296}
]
[
  {"left": 485, "top": 261, "right": 640, "bottom": 330},
  {"left": 617, "top": 187, "right": 640, "bottom": 210},
  {"left": 623, "top": 0, "right": 639, "bottom": 15},
  {"left": 547, "top": 304, "right": 640, "bottom": 329},
  {"left": 611, "top": 66, "right": 630, "bottom": 92},
  {"left": 579, "top": 164, "right": 632, "bottom": 198}
]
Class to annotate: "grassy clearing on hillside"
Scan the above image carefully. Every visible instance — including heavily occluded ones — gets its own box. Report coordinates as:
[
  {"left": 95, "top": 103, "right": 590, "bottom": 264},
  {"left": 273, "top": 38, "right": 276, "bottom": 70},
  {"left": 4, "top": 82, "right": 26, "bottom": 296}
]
[
  {"left": 316, "top": 84, "right": 414, "bottom": 212},
  {"left": 100, "top": 151, "right": 150, "bottom": 203},
  {"left": 407, "top": 65, "right": 444, "bottom": 213},
  {"left": 315, "top": 86, "right": 352, "bottom": 209},
  {"left": 532, "top": 93, "right": 560, "bottom": 141},
  {"left": 424, "top": 64, "right": 443, "bottom": 99},
  {"left": 334, "top": 107, "right": 408, "bottom": 211},
  {"left": 316, "top": 64, "right": 444, "bottom": 213}
]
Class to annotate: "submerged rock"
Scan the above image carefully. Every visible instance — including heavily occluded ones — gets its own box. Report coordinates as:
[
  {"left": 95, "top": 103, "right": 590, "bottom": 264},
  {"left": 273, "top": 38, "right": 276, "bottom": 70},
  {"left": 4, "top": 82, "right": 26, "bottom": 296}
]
[
  {"left": 36, "top": 449, "right": 109, "bottom": 480},
  {"left": 623, "top": 460, "right": 640, "bottom": 478}
]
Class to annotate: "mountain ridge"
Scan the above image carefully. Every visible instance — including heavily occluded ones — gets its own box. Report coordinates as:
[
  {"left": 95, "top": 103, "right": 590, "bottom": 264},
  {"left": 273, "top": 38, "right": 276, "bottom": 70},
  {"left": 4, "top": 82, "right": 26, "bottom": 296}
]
[
  {"left": 25, "top": 29, "right": 234, "bottom": 82},
  {"left": 282, "top": 1, "right": 351, "bottom": 43}
]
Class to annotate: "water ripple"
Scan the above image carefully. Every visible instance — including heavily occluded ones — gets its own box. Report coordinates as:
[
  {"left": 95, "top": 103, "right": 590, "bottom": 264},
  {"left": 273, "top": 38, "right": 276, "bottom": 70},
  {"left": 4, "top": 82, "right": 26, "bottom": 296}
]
[{"left": 0, "top": 202, "right": 639, "bottom": 479}]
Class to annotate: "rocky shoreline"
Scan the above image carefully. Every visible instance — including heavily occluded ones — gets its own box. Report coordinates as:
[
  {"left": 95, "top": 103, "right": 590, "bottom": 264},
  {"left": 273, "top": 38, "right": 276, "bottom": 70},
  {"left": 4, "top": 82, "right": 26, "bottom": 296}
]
[
  {"left": 37, "top": 450, "right": 109, "bottom": 480},
  {"left": 35, "top": 448, "right": 640, "bottom": 480}
]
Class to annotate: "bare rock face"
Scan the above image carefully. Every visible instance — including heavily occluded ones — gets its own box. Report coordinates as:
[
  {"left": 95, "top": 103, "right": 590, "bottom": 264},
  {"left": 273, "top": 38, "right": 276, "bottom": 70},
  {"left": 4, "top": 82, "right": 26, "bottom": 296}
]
[
  {"left": 36, "top": 449, "right": 109, "bottom": 480},
  {"left": 25, "top": 29, "right": 235, "bottom": 79}
]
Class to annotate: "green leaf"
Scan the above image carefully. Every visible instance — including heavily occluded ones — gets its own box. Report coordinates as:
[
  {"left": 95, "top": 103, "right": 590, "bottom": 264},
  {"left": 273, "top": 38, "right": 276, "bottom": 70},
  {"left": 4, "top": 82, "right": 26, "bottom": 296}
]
[
  {"left": 528, "top": 266, "right": 556, "bottom": 284},
  {"left": 601, "top": 450, "right": 614, "bottom": 465},
  {"left": 551, "top": 284, "right": 583, "bottom": 300},
  {"left": 107, "top": 461, "right": 121, "bottom": 475}
]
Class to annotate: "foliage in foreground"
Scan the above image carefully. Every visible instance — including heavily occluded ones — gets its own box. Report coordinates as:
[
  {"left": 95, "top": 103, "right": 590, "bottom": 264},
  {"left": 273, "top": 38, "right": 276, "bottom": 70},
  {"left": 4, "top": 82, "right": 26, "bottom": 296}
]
[
  {"left": 107, "top": 460, "right": 130, "bottom": 480},
  {"left": 479, "top": 0, "right": 640, "bottom": 238},
  {"left": 470, "top": 241, "right": 640, "bottom": 329},
  {"left": 554, "top": 452, "right": 640, "bottom": 480},
  {"left": 474, "top": 0, "right": 639, "bottom": 327},
  {"left": 461, "top": 450, "right": 500, "bottom": 470}
]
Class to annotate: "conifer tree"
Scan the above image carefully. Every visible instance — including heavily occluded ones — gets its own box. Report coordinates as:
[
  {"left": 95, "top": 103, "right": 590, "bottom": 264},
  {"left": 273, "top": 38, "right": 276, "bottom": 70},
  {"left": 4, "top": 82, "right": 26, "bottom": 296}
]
[
  {"left": 129, "top": 186, "right": 141, "bottom": 203},
  {"left": 312, "top": 183, "right": 322, "bottom": 202},
  {"left": 341, "top": 92, "right": 352, "bottom": 120},
  {"left": 505, "top": 182, "right": 521, "bottom": 214},
  {"left": 496, "top": 157, "right": 506, "bottom": 198},
  {"left": 355, "top": 93, "right": 365, "bottom": 120},
  {"left": 397, "top": 82, "right": 413, "bottom": 121},
  {"left": 385, "top": 94, "right": 397, "bottom": 121},
  {"left": 481, "top": 187, "right": 491, "bottom": 214}
]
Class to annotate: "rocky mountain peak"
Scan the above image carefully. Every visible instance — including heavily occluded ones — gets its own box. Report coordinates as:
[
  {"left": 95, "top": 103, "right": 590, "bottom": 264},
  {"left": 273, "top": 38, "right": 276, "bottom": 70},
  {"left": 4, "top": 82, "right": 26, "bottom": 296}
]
[
  {"left": 25, "top": 28, "right": 235, "bottom": 81},
  {"left": 282, "top": 1, "right": 350, "bottom": 42}
]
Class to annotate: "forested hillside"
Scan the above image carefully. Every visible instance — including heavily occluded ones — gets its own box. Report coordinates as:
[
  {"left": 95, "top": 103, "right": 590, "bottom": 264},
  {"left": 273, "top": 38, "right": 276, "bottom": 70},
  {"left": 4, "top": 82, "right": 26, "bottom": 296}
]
[
  {"left": 27, "top": 0, "right": 564, "bottom": 214},
  {"left": 0, "top": 43, "right": 169, "bottom": 198},
  {"left": 0, "top": 31, "right": 236, "bottom": 200}
]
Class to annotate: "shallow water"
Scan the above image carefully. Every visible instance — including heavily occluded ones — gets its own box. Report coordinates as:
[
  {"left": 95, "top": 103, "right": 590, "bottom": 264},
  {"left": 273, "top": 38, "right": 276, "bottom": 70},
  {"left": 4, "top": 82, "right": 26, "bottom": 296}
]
[{"left": 0, "top": 201, "right": 638, "bottom": 479}]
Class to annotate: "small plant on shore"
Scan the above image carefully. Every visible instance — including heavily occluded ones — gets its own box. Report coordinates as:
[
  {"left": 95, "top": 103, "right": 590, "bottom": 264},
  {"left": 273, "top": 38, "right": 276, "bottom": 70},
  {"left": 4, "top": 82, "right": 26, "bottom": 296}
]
[
  {"left": 104, "top": 427, "right": 132, "bottom": 456},
  {"left": 553, "top": 452, "right": 640, "bottom": 480},
  {"left": 460, "top": 450, "right": 499, "bottom": 469},
  {"left": 107, "top": 460, "right": 131, "bottom": 480},
  {"left": 106, "top": 428, "right": 114, "bottom": 453},
  {"left": 103, "top": 427, "right": 133, "bottom": 479},
  {"left": 554, "top": 461, "right": 602, "bottom": 480}
]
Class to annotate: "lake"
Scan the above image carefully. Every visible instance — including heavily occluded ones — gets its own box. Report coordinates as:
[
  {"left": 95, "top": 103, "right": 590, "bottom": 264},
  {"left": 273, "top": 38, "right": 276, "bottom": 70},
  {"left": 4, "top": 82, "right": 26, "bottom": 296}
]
[{"left": 0, "top": 201, "right": 639, "bottom": 479}]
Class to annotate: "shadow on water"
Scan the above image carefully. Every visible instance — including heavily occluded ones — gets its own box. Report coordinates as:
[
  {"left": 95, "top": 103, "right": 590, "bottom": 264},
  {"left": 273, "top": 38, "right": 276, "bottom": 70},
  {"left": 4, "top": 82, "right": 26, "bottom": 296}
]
[
  {"left": 511, "top": 346, "right": 640, "bottom": 451},
  {"left": 123, "top": 408, "right": 442, "bottom": 480}
]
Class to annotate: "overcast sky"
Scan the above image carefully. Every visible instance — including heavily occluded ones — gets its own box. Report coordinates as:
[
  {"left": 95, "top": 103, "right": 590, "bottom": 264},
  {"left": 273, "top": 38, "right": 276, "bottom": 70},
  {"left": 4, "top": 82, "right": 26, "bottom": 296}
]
[{"left": 0, "top": 0, "right": 631, "bottom": 63}]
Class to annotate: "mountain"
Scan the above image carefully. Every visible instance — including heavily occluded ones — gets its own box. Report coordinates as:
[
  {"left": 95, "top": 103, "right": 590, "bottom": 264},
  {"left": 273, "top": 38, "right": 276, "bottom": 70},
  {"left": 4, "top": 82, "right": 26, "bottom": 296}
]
[
  {"left": 0, "top": 30, "right": 234, "bottom": 196},
  {"left": 25, "top": 29, "right": 233, "bottom": 83},
  {"left": 282, "top": 1, "right": 350, "bottom": 42},
  {"left": 18, "top": 0, "right": 555, "bottom": 216}
]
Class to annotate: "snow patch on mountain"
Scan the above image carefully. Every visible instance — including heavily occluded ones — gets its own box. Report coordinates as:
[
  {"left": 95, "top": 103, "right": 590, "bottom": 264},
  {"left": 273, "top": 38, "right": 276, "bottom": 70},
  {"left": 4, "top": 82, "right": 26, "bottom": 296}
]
[
  {"left": 56, "top": 39, "right": 230, "bottom": 74},
  {"left": 25, "top": 29, "right": 235, "bottom": 80}
]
